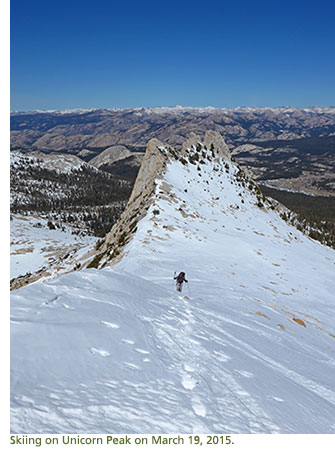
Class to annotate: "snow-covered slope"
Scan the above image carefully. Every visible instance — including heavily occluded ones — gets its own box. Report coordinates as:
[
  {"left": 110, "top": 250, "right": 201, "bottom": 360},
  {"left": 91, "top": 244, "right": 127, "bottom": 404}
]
[
  {"left": 10, "top": 150, "right": 93, "bottom": 174},
  {"left": 10, "top": 215, "right": 97, "bottom": 284},
  {"left": 10, "top": 134, "right": 335, "bottom": 434},
  {"left": 10, "top": 150, "right": 131, "bottom": 278}
]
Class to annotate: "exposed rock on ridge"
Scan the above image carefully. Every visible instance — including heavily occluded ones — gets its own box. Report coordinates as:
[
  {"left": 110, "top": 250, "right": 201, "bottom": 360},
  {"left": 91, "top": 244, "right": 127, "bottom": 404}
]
[
  {"left": 204, "top": 130, "right": 231, "bottom": 160},
  {"left": 85, "top": 131, "right": 232, "bottom": 268},
  {"left": 181, "top": 132, "right": 201, "bottom": 155},
  {"left": 181, "top": 130, "right": 231, "bottom": 160},
  {"left": 84, "top": 138, "right": 172, "bottom": 268}
]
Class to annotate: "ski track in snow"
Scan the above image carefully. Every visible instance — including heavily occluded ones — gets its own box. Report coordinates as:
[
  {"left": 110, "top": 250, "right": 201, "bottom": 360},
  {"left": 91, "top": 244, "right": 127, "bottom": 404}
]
[{"left": 10, "top": 153, "right": 335, "bottom": 433}]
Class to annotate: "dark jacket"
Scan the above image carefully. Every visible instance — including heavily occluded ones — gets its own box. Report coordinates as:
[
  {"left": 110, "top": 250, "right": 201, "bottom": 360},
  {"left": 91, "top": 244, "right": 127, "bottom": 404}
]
[{"left": 175, "top": 272, "right": 188, "bottom": 284}]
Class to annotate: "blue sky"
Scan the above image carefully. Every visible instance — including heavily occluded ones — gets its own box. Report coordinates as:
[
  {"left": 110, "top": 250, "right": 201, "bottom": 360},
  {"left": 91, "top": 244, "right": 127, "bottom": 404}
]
[{"left": 10, "top": 0, "right": 335, "bottom": 110}]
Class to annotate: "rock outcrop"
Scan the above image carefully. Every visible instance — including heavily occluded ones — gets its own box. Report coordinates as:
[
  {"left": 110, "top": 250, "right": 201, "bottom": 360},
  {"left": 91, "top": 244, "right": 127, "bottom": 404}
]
[
  {"left": 84, "top": 131, "right": 233, "bottom": 268},
  {"left": 88, "top": 145, "right": 143, "bottom": 168},
  {"left": 84, "top": 138, "right": 172, "bottom": 268},
  {"left": 204, "top": 130, "right": 231, "bottom": 160},
  {"left": 181, "top": 130, "right": 231, "bottom": 161},
  {"left": 181, "top": 132, "right": 201, "bottom": 155}
]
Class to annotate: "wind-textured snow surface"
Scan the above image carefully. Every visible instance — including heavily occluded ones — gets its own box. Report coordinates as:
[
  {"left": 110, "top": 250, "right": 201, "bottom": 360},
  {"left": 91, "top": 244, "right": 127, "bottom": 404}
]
[{"left": 10, "top": 153, "right": 335, "bottom": 434}]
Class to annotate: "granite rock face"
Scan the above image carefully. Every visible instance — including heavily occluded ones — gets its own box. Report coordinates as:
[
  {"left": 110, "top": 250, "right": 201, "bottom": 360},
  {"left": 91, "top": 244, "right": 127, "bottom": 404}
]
[
  {"left": 86, "top": 138, "right": 171, "bottom": 267},
  {"left": 181, "top": 132, "right": 201, "bottom": 155},
  {"left": 84, "top": 131, "right": 235, "bottom": 268},
  {"left": 88, "top": 145, "right": 143, "bottom": 168},
  {"left": 204, "top": 130, "right": 231, "bottom": 160}
]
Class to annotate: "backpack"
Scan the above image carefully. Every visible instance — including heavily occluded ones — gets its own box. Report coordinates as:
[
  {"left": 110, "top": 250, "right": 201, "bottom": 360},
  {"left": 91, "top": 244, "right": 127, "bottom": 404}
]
[{"left": 177, "top": 272, "right": 185, "bottom": 283}]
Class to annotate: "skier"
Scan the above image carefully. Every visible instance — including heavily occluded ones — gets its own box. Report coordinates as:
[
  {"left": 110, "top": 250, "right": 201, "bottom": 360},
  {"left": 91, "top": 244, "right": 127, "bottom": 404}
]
[{"left": 174, "top": 271, "right": 188, "bottom": 292}]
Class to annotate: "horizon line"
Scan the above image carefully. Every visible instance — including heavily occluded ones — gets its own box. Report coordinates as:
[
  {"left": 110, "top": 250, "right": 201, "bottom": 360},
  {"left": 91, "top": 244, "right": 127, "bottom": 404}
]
[{"left": 10, "top": 104, "right": 335, "bottom": 114}]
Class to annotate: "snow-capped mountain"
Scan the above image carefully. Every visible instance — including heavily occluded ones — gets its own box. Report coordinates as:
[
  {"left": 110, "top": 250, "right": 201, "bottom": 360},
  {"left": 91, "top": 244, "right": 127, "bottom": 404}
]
[
  {"left": 10, "top": 132, "right": 335, "bottom": 433},
  {"left": 11, "top": 105, "right": 335, "bottom": 116}
]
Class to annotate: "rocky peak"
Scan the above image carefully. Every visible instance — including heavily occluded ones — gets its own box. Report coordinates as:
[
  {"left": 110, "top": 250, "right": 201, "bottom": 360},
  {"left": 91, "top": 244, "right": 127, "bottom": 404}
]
[
  {"left": 204, "top": 130, "right": 231, "bottom": 160},
  {"left": 181, "top": 130, "right": 231, "bottom": 161},
  {"left": 127, "top": 138, "right": 170, "bottom": 205},
  {"left": 181, "top": 132, "right": 201, "bottom": 155},
  {"left": 84, "top": 131, "right": 235, "bottom": 269},
  {"left": 83, "top": 137, "right": 173, "bottom": 268},
  {"left": 88, "top": 145, "right": 133, "bottom": 168}
]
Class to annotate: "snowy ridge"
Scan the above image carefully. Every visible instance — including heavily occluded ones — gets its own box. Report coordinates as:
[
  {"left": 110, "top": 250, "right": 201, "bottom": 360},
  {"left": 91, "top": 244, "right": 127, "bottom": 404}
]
[
  {"left": 11, "top": 108, "right": 98, "bottom": 115},
  {"left": 10, "top": 133, "right": 335, "bottom": 433},
  {"left": 11, "top": 151, "right": 98, "bottom": 175}
]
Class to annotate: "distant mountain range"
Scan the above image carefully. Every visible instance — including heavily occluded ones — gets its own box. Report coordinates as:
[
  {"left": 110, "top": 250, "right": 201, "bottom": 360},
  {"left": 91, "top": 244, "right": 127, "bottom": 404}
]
[
  {"left": 10, "top": 106, "right": 335, "bottom": 197},
  {"left": 11, "top": 106, "right": 335, "bottom": 153}
]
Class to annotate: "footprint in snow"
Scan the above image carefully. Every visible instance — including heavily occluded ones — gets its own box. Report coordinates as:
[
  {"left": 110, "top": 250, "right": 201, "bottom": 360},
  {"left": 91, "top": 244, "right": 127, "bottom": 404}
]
[
  {"left": 123, "top": 362, "right": 141, "bottom": 370},
  {"left": 192, "top": 396, "right": 207, "bottom": 417},
  {"left": 235, "top": 369, "right": 254, "bottom": 378},
  {"left": 121, "top": 339, "right": 135, "bottom": 345},
  {"left": 90, "top": 348, "right": 110, "bottom": 357},
  {"left": 184, "top": 363, "right": 196, "bottom": 373},
  {"left": 179, "top": 318, "right": 188, "bottom": 325},
  {"left": 182, "top": 373, "right": 197, "bottom": 390},
  {"left": 19, "top": 395, "right": 35, "bottom": 404},
  {"left": 267, "top": 395, "right": 284, "bottom": 402},
  {"left": 101, "top": 320, "right": 120, "bottom": 329},
  {"left": 135, "top": 348, "right": 150, "bottom": 355}
]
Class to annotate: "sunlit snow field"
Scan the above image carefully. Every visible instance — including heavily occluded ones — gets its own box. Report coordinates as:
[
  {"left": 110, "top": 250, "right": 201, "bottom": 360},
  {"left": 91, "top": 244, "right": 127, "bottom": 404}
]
[{"left": 10, "top": 156, "right": 335, "bottom": 433}]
